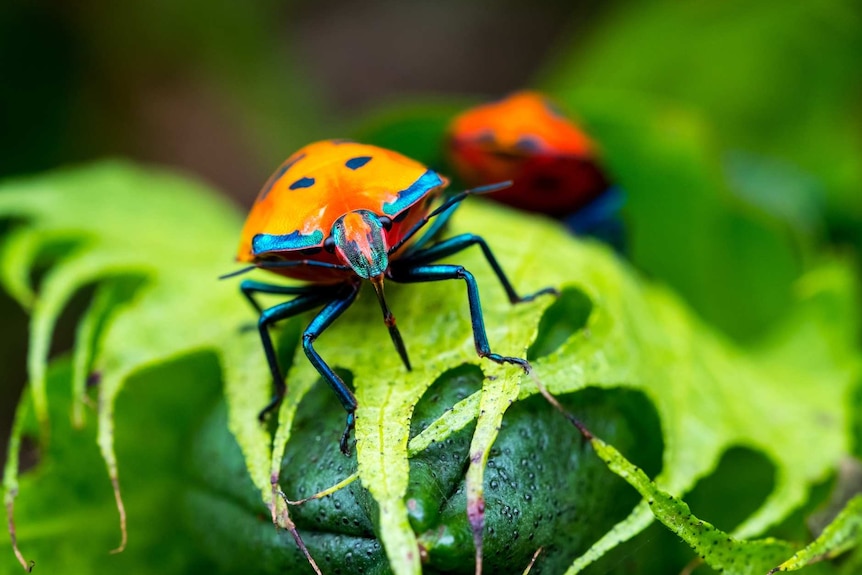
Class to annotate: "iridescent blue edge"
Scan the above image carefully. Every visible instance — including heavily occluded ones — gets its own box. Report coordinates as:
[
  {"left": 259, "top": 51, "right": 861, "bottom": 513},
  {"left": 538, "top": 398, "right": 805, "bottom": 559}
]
[
  {"left": 252, "top": 229, "right": 324, "bottom": 255},
  {"left": 382, "top": 170, "right": 444, "bottom": 216}
]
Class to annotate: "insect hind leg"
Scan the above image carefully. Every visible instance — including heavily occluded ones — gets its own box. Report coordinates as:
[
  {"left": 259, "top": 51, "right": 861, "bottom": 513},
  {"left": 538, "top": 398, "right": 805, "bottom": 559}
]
[
  {"left": 300, "top": 284, "right": 361, "bottom": 455},
  {"left": 399, "top": 234, "right": 557, "bottom": 303},
  {"left": 256, "top": 292, "right": 330, "bottom": 420}
]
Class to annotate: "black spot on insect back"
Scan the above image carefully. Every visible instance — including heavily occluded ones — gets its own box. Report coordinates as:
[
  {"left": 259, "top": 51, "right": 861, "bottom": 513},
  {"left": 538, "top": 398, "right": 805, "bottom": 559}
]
[
  {"left": 289, "top": 177, "right": 315, "bottom": 190},
  {"left": 345, "top": 156, "right": 372, "bottom": 170}
]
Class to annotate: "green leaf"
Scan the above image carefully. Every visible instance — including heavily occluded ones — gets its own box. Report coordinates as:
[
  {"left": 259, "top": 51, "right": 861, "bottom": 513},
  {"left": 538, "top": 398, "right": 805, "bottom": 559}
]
[
  {"left": 0, "top": 163, "right": 275, "bottom": 565},
  {"left": 1, "top": 162, "right": 860, "bottom": 573},
  {"left": 770, "top": 495, "right": 862, "bottom": 573},
  {"left": 2, "top": 353, "right": 222, "bottom": 574},
  {"left": 583, "top": 434, "right": 796, "bottom": 574},
  {"left": 571, "top": 433, "right": 862, "bottom": 574}
]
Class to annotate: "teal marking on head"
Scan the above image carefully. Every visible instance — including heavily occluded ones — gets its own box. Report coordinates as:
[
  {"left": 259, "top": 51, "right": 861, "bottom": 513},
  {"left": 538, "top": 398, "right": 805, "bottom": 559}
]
[
  {"left": 382, "top": 170, "right": 444, "bottom": 216},
  {"left": 332, "top": 210, "right": 388, "bottom": 279},
  {"left": 252, "top": 229, "right": 324, "bottom": 255}
]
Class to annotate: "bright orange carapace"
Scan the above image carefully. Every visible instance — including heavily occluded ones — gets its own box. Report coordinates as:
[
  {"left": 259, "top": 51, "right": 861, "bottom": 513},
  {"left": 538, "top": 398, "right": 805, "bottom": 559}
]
[{"left": 237, "top": 139, "right": 449, "bottom": 282}]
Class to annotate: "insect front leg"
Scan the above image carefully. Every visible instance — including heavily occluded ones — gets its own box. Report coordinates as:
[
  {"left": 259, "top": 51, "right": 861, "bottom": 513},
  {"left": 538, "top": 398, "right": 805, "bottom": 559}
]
[
  {"left": 390, "top": 263, "right": 530, "bottom": 372},
  {"left": 300, "top": 283, "right": 361, "bottom": 455},
  {"left": 401, "top": 234, "right": 558, "bottom": 303}
]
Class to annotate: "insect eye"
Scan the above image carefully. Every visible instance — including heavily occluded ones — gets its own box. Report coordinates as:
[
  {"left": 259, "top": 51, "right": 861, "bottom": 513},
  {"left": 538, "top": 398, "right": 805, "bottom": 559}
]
[
  {"left": 377, "top": 216, "right": 393, "bottom": 231},
  {"left": 323, "top": 236, "right": 336, "bottom": 253}
]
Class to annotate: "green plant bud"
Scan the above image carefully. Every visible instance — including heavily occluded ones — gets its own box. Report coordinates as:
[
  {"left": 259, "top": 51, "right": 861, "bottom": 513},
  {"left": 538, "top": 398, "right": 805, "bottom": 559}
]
[{"left": 184, "top": 367, "right": 661, "bottom": 575}]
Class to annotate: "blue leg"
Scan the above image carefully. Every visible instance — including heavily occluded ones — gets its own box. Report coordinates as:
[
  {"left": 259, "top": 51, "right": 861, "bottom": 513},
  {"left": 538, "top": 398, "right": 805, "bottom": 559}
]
[
  {"left": 399, "top": 234, "right": 558, "bottom": 303},
  {"left": 257, "top": 292, "right": 331, "bottom": 420},
  {"left": 241, "top": 279, "right": 316, "bottom": 313},
  {"left": 390, "top": 264, "right": 530, "bottom": 372},
  {"left": 301, "top": 284, "right": 361, "bottom": 455}
]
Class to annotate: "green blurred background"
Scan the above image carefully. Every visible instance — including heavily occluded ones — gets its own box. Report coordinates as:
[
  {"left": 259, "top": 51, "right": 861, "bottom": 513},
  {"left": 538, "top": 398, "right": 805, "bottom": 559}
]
[{"left": 1, "top": 0, "right": 861, "bottom": 512}]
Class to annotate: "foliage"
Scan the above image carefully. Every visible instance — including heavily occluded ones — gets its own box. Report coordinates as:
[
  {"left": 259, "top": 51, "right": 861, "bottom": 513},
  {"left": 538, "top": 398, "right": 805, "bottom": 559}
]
[{"left": 0, "top": 163, "right": 860, "bottom": 574}]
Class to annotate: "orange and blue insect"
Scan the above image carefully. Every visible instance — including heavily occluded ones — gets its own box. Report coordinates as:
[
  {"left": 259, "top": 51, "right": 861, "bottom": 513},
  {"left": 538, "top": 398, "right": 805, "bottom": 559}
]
[
  {"left": 447, "top": 91, "right": 624, "bottom": 245},
  {"left": 227, "top": 140, "right": 556, "bottom": 454}
]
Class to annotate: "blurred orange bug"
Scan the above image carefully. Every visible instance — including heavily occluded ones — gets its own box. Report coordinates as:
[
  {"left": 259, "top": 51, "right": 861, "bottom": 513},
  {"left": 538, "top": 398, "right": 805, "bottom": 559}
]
[{"left": 447, "top": 91, "right": 624, "bottom": 246}]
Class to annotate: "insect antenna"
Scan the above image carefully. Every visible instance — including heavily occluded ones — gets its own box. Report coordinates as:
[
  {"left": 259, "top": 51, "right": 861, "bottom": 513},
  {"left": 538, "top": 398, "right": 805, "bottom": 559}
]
[
  {"left": 218, "top": 260, "right": 351, "bottom": 280},
  {"left": 370, "top": 275, "right": 411, "bottom": 371},
  {"left": 218, "top": 265, "right": 259, "bottom": 279},
  {"left": 387, "top": 180, "right": 512, "bottom": 255}
]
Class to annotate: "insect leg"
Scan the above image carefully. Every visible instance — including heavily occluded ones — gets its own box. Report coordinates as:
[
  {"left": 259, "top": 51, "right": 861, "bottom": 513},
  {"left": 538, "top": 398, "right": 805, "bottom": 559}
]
[
  {"left": 301, "top": 284, "right": 361, "bottom": 455},
  {"left": 399, "top": 234, "right": 558, "bottom": 303},
  {"left": 256, "top": 292, "right": 330, "bottom": 420},
  {"left": 241, "top": 279, "right": 316, "bottom": 313},
  {"left": 390, "top": 264, "right": 529, "bottom": 371}
]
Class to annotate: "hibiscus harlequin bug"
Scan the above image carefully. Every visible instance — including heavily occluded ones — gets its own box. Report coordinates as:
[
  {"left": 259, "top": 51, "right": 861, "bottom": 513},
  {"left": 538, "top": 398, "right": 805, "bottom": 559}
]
[{"left": 226, "top": 139, "right": 556, "bottom": 454}]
